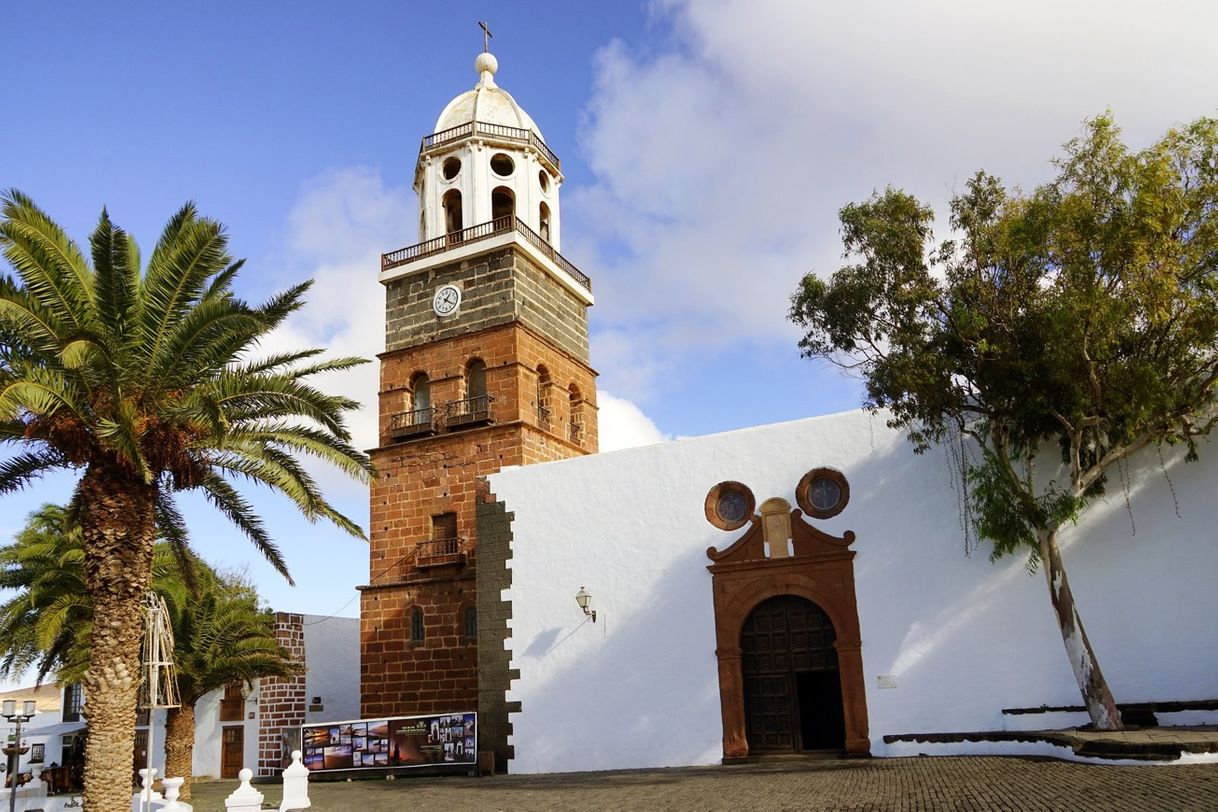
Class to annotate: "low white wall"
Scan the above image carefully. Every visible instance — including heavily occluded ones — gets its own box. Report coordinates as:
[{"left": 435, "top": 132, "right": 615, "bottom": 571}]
[{"left": 490, "top": 409, "right": 1218, "bottom": 773}]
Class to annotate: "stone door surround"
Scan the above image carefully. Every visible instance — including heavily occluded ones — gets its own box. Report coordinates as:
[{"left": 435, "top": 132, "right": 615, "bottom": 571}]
[{"left": 706, "top": 503, "right": 870, "bottom": 759}]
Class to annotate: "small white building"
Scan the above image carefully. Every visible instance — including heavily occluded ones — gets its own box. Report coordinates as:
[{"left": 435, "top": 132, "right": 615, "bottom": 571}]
[
  {"left": 8, "top": 612, "right": 358, "bottom": 786},
  {"left": 479, "top": 409, "right": 1218, "bottom": 773}
]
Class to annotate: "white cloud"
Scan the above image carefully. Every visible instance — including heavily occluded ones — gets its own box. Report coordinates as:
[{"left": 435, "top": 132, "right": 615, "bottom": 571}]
[
  {"left": 259, "top": 167, "right": 415, "bottom": 454},
  {"left": 598, "top": 391, "right": 670, "bottom": 452},
  {"left": 569, "top": 0, "right": 1218, "bottom": 402}
]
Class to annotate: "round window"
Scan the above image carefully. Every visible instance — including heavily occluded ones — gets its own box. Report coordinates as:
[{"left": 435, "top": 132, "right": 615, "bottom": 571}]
[
  {"left": 717, "top": 490, "right": 750, "bottom": 524},
  {"left": 490, "top": 153, "right": 515, "bottom": 177},
  {"left": 705, "top": 481, "right": 755, "bottom": 531},
  {"left": 442, "top": 157, "right": 461, "bottom": 180},
  {"left": 538, "top": 170, "right": 550, "bottom": 192},
  {"left": 796, "top": 468, "right": 849, "bottom": 519}
]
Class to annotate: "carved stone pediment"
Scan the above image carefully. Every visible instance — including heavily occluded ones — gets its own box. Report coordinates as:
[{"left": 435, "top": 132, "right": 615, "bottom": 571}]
[{"left": 707, "top": 509, "right": 855, "bottom": 568}]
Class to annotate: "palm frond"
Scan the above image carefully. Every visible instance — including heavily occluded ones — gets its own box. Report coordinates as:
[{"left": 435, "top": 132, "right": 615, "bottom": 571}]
[
  {"left": 0, "top": 189, "right": 94, "bottom": 328},
  {"left": 197, "top": 472, "right": 293, "bottom": 583},
  {"left": 0, "top": 451, "right": 65, "bottom": 494},
  {"left": 90, "top": 208, "right": 137, "bottom": 348},
  {"left": 137, "top": 213, "right": 231, "bottom": 373}
]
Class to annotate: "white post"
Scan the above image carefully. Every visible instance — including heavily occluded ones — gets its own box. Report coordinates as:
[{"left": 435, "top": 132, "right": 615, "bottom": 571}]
[
  {"left": 224, "top": 768, "right": 264, "bottom": 812},
  {"left": 161, "top": 776, "right": 192, "bottom": 811},
  {"left": 278, "top": 750, "right": 311, "bottom": 811},
  {"left": 132, "top": 768, "right": 161, "bottom": 812}
]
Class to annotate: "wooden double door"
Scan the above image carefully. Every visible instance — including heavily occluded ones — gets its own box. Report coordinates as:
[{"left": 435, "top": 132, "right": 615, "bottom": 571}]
[{"left": 741, "top": 595, "right": 846, "bottom": 752}]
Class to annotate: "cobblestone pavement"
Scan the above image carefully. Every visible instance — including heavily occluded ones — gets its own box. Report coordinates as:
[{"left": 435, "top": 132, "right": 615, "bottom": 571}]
[{"left": 188, "top": 756, "right": 1218, "bottom": 811}]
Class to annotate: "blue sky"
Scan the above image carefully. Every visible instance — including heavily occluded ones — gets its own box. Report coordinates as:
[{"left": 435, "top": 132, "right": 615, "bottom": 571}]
[{"left": 4, "top": 1, "right": 1218, "bottom": 656}]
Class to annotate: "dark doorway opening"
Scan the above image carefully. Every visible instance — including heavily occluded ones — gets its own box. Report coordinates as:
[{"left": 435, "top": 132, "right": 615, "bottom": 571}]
[
  {"left": 741, "top": 594, "right": 845, "bottom": 753},
  {"left": 797, "top": 670, "right": 845, "bottom": 750}
]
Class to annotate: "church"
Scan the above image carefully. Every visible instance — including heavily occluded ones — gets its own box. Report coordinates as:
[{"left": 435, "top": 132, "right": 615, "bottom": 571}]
[{"left": 359, "top": 48, "right": 1218, "bottom": 775}]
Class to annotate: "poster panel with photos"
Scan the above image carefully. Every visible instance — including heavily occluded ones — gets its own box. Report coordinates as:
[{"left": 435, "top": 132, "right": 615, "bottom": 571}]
[{"left": 300, "top": 711, "right": 477, "bottom": 772}]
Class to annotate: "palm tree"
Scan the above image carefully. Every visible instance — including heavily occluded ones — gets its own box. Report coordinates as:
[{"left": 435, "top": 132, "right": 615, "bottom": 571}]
[
  {"left": 157, "top": 569, "right": 298, "bottom": 801},
  {"left": 0, "top": 504, "right": 88, "bottom": 683},
  {"left": 0, "top": 191, "right": 371, "bottom": 810},
  {"left": 0, "top": 505, "right": 298, "bottom": 801},
  {"left": 0, "top": 503, "right": 183, "bottom": 685}
]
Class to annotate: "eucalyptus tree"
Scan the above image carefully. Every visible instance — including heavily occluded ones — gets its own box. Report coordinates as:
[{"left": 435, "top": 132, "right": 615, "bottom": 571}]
[
  {"left": 789, "top": 114, "right": 1218, "bottom": 730},
  {"left": 0, "top": 192, "right": 371, "bottom": 809}
]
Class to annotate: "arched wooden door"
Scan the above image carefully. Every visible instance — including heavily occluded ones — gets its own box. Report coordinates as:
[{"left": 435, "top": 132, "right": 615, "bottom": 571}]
[{"left": 741, "top": 595, "right": 845, "bottom": 752}]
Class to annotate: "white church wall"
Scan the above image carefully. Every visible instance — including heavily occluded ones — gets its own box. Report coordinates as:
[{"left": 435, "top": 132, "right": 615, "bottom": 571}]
[
  {"left": 302, "top": 615, "right": 360, "bottom": 725},
  {"left": 491, "top": 408, "right": 1218, "bottom": 773}
]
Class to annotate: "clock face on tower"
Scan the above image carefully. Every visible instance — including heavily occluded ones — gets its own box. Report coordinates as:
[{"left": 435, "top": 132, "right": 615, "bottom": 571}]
[{"left": 432, "top": 284, "right": 462, "bottom": 317}]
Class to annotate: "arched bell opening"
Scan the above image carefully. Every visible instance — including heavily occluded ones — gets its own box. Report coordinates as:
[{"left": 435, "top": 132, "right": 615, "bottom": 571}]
[
  {"left": 539, "top": 201, "right": 552, "bottom": 243},
  {"left": 442, "top": 189, "right": 463, "bottom": 236},
  {"left": 492, "top": 186, "right": 515, "bottom": 223}
]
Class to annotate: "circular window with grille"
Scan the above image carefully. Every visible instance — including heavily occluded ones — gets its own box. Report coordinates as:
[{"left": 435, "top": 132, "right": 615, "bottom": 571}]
[
  {"left": 796, "top": 468, "right": 849, "bottom": 519},
  {"left": 705, "top": 481, "right": 756, "bottom": 531}
]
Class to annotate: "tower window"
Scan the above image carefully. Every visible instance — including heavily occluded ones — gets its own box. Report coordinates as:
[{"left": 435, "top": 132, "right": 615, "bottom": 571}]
[
  {"left": 464, "top": 605, "right": 478, "bottom": 640},
  {"left": 442, "top": 156, "right": 461, "bottom": 180},
  {"left": 466, "top": 359, "right": 487, "bottom": 399},
  {"left": 568, "top": 384, "right": 584, "bottom": 445},
  {"left": 538, "top": 169, "right": 550, "bottom": 193},
  {"left": 536, "top": 365, "right": 552, "bottom": 428},
  {"left": 410, "top": 608, "right": 425, "bottom": 642},
  {"left": 411, "top": 373, "right": 431, "bottom": 416},
  {"left": 490, "top": 153, "right": 515, "bottom": 177},
  {"left": 442, "top": 190, "right": 463, "bottom": 235},
  {"left": 492, "top": 187, "right": 515, "bottom": 222},
  {"left": 539, "top": 201, "right": 551, "bottom": 242}
]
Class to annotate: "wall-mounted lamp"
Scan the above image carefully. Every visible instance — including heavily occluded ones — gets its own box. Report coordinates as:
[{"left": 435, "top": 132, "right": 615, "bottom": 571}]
[{"left": 574, "top": 586, "right": 597, "bottom": 623}]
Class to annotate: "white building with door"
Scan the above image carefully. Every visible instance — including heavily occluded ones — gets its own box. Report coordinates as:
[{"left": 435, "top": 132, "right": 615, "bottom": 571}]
[{"left": 8, "top": 612, "right": 358, "bottom": 784}]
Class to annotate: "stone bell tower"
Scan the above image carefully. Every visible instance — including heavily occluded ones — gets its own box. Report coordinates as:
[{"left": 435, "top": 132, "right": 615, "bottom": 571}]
[{"left": 360, "top": 47, "right": 597, "bottom": 723}]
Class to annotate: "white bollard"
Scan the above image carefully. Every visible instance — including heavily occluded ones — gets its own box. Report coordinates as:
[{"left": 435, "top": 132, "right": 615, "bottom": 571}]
[
  {"left": 26, "top": 764, "right": 45, "bottom": 793},
  {"left": 160, "top": 776, "right": 193, "bottom": 811},
  {"left": 132, "top": 768, "right": 162, "bottom": 812},
  {"left": 224, "top": 768, "right": 264, "bottom": 812},
  {"left": 278, "top": 750, "right": 311, "bottom": 811}
]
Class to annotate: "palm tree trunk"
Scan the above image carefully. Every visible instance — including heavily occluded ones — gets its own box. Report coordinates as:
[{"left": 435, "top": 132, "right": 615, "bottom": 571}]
[
  {"left": 78, "top": 466, "right": 157, "bottom": 812},
  {"left": 163, "top": 703, "right": 196, "bottom": 800},
  {"left": 1038, "top": 528, "right": 1123, "bottom": 730}
]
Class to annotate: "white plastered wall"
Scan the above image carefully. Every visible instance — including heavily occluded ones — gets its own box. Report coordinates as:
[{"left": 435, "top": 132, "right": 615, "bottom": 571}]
[
  {"left": 490, "top": 409, "right": 1218, "bottom": 773},
  {"left": 302, "top": 615, "right": 360, "bottom": 725}
]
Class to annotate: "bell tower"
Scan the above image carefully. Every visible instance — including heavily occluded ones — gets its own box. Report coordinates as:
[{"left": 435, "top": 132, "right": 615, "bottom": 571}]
[{"left": 360, "top": 48, "right": 597, "bottom": 721}]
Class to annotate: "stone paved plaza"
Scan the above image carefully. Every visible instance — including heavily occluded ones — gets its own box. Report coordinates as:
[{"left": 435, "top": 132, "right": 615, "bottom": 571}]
[{"left": 189, "top": 756, "right": 1218, "bottom": 811}]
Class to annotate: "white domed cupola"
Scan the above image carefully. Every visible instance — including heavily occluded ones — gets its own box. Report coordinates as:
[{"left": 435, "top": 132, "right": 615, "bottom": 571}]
[{"left": 414, "top": 50, "right": 563, "bottom": 251}]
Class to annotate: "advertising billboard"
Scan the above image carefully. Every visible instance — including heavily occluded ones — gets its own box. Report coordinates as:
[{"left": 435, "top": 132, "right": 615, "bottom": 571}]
[{"left": 300, "top": 711, "right": 476, "bottom": 772}]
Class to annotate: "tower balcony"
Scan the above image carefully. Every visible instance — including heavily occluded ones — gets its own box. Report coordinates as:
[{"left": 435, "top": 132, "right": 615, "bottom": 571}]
[
  {"left": 444, "top": 394, "right": 495, "bottom": 430},
  {"left": 420, "top": 120, "right": 561, "bottom": 175},
  {"left": 381, "top": 214, "right": 592, "bottom": 296},
  {"left": 415, "top": 536, "right": 468, "bottom": 569},
  {"left": 388, "top": 407, "right": 438, "bottom": 441}
]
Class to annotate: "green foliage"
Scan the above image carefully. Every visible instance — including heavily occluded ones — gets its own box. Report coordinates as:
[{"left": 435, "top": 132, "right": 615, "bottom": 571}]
[
  {"left": 790, "top": 113, "right": 1218, "bottom": 560},
  {"left": 0, "top": 503, "right": 297, "bottom": 696},
  {"left": 0, "top": 192, "right": 374, "bottom": 580}
]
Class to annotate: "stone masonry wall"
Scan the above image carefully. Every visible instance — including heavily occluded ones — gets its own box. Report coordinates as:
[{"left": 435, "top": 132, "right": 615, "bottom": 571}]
[
  {"left": 384, "top": 247, "right": 590, "bottom": 361},
  {"left": 256, "top": 612, "right": 306, "bottom": 776},
  {"left": 475, "top": 485, "right": 519, "bottom": 772}
]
